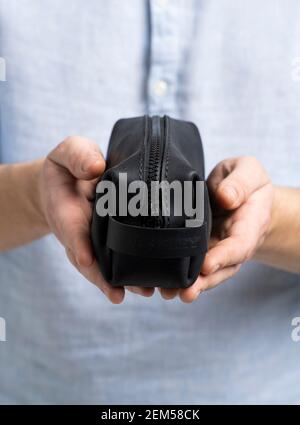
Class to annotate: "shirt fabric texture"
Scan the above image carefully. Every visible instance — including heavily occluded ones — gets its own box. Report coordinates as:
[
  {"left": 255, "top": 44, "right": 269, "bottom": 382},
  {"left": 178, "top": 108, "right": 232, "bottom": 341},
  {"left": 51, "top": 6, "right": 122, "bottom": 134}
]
[{"left": 0, "top": 0, "right": 300, "bottom": 404}]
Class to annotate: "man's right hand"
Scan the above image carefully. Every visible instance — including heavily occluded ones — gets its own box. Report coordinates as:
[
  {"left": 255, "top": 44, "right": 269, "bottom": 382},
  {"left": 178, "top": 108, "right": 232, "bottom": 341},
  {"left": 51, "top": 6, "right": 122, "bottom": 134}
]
[{"left": 39, "top": 136, "right": 154, "bottom": 303}]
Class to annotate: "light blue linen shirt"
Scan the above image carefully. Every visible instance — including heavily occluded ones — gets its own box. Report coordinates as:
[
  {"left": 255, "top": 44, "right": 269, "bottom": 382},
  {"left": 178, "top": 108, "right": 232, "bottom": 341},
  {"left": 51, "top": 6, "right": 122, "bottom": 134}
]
[{"left": 1, "top": 0, "right": 300, "bottom": 404}]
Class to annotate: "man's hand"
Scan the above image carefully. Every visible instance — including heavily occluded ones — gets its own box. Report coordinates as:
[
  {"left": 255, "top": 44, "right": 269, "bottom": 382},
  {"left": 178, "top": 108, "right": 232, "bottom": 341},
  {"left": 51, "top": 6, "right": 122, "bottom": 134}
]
[
  {"left": 40, "top": 136, "right": 154, "bottom": 303},
  {"left": 160, "top": 156, "right": 274, "bottom": 303}
]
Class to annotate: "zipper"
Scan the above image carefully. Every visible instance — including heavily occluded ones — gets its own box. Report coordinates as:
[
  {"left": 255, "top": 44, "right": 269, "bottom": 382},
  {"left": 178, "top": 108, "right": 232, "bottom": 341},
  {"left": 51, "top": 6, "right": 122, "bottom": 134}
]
[{"left": 143, "top": 115, "right": 167, "bottom": 228}]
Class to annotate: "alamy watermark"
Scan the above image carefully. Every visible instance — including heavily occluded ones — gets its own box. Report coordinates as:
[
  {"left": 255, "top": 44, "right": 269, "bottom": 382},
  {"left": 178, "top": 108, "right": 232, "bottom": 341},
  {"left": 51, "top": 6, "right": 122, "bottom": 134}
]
[
  {"left": 96, "top": 173, "right": 204, "bottom": 227},
  {"left": 0, "top": 57, "right": 6, "bottom": 81},
  {"left": 291, "top": 317, "right": 300, "bottom": 342},
  {"left": 0, "top": 317, "right": 6, "bottom": 342}
]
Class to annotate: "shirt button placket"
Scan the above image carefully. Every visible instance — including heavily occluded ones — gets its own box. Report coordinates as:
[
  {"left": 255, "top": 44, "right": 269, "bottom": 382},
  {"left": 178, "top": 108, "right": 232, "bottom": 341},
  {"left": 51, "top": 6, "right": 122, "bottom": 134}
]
[{"left": 147, "top": 0, "right": 183, "bottom": 116}]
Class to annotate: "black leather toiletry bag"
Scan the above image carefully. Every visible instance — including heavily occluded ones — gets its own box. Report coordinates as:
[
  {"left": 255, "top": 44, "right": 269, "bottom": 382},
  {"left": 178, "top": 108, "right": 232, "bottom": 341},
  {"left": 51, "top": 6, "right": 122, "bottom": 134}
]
[{"left": 91, "top": 115, "right": 211, "bottom": 288}]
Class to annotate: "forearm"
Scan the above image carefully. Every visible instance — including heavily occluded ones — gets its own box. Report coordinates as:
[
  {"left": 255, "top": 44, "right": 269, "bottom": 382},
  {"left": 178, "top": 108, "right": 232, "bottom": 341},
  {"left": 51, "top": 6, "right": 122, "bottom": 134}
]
[
  {"left": 0, "top": 159, "right": 49, "bottom": 252},
  {"left": 255, "top": 186, "right": 300, "bottom": 273}
]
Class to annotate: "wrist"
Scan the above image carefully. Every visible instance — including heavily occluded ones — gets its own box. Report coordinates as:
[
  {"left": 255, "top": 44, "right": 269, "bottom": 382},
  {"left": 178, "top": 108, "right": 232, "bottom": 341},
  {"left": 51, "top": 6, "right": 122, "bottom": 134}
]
[
  {"left": 0, "top": 159, "right": 50, "bottom": 252},
  {"left": 254, "top": 186, "right": 300, "bottom": 273},
  {"left": 29, "top": 159, "right": 50, "bottom": 235},
  {"left": 264, "top": 186, "right": 280, "bottom": 240},
  {"left": 254, "top": 185, "right": 282, "bottom": 260}
]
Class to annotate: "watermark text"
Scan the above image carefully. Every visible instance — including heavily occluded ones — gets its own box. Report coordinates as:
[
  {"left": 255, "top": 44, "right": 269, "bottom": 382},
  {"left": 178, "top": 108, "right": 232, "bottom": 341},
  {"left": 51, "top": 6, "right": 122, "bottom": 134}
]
[{"left": 0, "top": 317, "right": 6, "bottom": 342}]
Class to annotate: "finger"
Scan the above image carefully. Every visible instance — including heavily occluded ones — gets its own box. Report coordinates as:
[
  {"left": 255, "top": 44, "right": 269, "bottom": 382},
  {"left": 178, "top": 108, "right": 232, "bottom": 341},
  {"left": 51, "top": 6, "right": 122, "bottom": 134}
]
[
  {"left": 66, "top": 248, "right": 125, "bottom": 304},
  {"left": 77, "top": 177, "right": 100, "bottom": 202},
  {"left": 66, "top": 218, "right": 94, "bottom": 267},
  {"left": 126, "top": 286, "right": 155, "bottom": 297},
  {"left": 159, "top": 288, "right": 179, "bottom": 300},
  {"left": 201, "top": 234, "right": 252, "bottom": 275},
  {"left": 202, "top": 184, "right": 273, "bottom": 274},
  {"left": 53, "top": 191, "right": 94, "bottom": 267},
  {"left": 179, "top": 265, "right": 240, "bottom": 303},
  {"left": 65, "top": 247, "right": 77, "bottom": 267},
  {"left": 48, "top": 136, "right": 105, "bottom": 180},
  {"left": 201, "top": 209, "right": 259, "bottom": 275},
  {"left": 208, "top": 156, "right": 270, "bottom": 210}
]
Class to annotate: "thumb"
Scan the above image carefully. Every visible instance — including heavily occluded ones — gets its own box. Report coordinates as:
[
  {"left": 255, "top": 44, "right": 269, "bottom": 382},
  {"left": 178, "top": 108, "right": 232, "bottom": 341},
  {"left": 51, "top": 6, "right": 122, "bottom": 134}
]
[
  {"left": 48, "top": 136, "right": 105, "bottom": 180},
  {"left": 209, "top": 156, "right": 270, "bottom": 210}
]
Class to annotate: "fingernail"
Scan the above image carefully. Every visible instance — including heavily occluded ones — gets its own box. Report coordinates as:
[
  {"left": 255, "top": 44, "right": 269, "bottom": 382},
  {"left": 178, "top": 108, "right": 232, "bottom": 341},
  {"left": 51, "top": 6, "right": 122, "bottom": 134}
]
[
  {"left": 131, "top": 288, "right": 144, "bottom": 295},
  {"left": 93, "top": 159, "right": 104, "bottom": 169},
  {"left": 82, "top": 157, "right": 98, "bottom": 172}
]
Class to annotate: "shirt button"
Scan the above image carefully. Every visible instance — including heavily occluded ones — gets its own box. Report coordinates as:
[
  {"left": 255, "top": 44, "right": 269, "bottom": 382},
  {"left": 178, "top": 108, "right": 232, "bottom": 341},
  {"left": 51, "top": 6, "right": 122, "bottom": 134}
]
[{"left": 153, "top": 80, "right": 168, "bottom": 96}]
